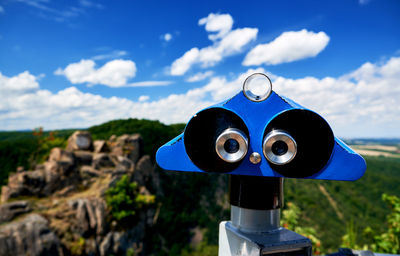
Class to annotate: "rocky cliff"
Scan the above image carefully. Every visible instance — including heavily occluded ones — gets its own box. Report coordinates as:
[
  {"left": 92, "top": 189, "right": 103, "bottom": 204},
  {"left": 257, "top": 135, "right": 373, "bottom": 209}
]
[{"left": 0, "top": 131, "right": 159, "bottom": 256}]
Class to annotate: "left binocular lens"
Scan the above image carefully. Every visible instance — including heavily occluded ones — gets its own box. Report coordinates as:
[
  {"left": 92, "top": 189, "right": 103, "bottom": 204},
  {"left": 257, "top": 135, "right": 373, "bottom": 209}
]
[
  {"left": 215, "top": 128, "right": 248, "bottom": 163},
  {"left": 184, "top": 108, "right": 249, "bottom": 173}
]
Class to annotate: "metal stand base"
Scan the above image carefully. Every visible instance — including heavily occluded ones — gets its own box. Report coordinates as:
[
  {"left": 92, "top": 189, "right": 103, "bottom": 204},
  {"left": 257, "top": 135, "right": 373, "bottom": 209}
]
[
  {"left": 219, "top": 176, "right": 312, "bottom": 256},
  {"left": 219, "top": 220, "right": 312, "bottom": 256}
]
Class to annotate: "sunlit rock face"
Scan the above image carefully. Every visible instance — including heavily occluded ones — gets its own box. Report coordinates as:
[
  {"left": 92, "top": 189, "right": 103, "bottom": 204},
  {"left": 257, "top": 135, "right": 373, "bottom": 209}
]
[
  {"left": 67, "top": 131, "right": 93, "bottom": 151},
  {"left": 0, "top": 214, "right": 64, "bottom": 256},
  {"left": 0, "top": 131, "right": 159, "bottom": 256}
]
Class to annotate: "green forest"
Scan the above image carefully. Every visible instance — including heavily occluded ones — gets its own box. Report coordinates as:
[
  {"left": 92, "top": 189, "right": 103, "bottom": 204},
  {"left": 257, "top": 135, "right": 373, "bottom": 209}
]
[{"left": 0, "top": 119, "right": 399, "bottom": 254}]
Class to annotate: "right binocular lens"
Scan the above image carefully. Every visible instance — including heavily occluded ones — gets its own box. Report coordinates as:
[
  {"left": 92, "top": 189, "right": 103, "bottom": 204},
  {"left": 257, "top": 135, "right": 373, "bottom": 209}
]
[
  {"left": 263, "top": 109, "right": 334, "bottom": 178},
  {"left": 215, "top": 128, "right": 248, "bottom": 163},
  {"left": 263, "top": 130, "right": 297, "bottom": 165}
]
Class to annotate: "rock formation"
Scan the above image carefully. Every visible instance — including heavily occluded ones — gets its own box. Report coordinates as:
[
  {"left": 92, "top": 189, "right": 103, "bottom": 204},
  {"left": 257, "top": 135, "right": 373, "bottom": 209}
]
[
  {"left": 0, "top": 201, "right": 31, "bottom": 224},
  {"left": 0, "top": 131, "right": 158, "bottom": 256},
  {"left": 0, "top": 214, "right": 64, "bottom": 256}
]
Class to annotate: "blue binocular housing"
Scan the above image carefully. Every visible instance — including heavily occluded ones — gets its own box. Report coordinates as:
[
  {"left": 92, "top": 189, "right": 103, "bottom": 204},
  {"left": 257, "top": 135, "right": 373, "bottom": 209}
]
[{"left": 156, "top": 74, "right": 366, "bottom": 181}]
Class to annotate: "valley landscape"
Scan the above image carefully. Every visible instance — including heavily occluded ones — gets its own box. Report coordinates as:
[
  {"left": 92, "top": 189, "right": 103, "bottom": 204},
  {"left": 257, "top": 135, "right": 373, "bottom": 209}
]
[{"left": 0, "top": 119, "right": 399, "bottom": 255}]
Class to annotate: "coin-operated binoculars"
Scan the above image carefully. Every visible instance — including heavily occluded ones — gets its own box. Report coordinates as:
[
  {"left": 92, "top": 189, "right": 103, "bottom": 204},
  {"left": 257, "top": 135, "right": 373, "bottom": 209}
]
[{"left": 156, "top": 73, "right": 366, "bottom": 256}]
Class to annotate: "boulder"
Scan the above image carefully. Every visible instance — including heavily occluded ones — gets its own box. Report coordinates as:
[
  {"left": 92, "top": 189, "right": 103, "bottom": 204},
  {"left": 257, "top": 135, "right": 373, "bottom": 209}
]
[
  {"left": 34, "top": 164, "right": 46, "bottom": 171},
  {"left": 0, "top": 214, "right": 64, "bottom": 256},
  {"left": 111, "top": 134, "right": 143, "bottom": 163},
  {"left": 94, "top": 140, "right": 109, "bottom": 153},
  {"left": 68, "top": 198, "right": 107, "bottom": 237},
  {"left": 113, "top": 156, "right": 134, "bottom": 177},
  {"left": 133, "top": 155, "right": 153, "bottom": 186},
  {"left": 48, "top": 148, "right": 75, "bottom": 164},
  {"left": 1, "top": 159, "right": 79, "bottom": 202},
  {"left": 80, "top": 165, "right": 101, "bottom": 178},
  {"left": 73, "top": 151, "right": 93, "bottom": 166},
  {"left": 54, "top": 185, "right": 76, "bottom": 197},
  {"left": 0, "top": 201, "right": 31, "bottom": 224},
  {"left": 109, "top": 135, "right": 117, "bottom": 142},
  {"left": 42, "top": 160, "right": 79, "bottom": 195},
  {"left": 99, "top": 223, "right": 148, "bottom": 256},
  {"left": 1, "top": 170, "right": 46, "bottom": 202},
  {"left": 92, "top": 153, "right": 115, "bottom": 169},
  {"left": 99, "top": 232, "right": 126, "bottom": 256},
  {"left": 45, "top": 148, "right": 76, "bottom": 194},
  {"left": 67, "top": 131, "right": 93, "bottom": 151}
]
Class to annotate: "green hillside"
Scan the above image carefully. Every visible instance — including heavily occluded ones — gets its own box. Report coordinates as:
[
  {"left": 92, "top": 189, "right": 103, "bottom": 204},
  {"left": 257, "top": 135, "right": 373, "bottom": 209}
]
[
  {"left": 0, "top": 119, "right": 399, "bottom": 253},
  {"left": 0, "top": 119, "right": 184, "bottom": 187},
  {"left": 88, "top": 118, "right": 186, "bottom": 160},
  {"left": 0, "top": 129, "right": 76, "bottom": 142},
  {"left": 0, "top": 129, "right": 75, "bottom": 185},
  {"left": 285, "top": 156, "right": 400, "bottom": 251}
]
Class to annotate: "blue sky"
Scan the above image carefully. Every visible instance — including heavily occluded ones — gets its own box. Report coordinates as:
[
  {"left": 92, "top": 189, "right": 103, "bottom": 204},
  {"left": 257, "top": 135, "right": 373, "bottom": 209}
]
[{"left": 0, "top": 0, "right": 399, "bottom": 138}]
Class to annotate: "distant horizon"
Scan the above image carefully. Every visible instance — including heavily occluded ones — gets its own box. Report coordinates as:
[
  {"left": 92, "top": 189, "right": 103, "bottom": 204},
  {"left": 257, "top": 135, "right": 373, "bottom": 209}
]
[{"left": 0, "top": 118, "right": 399, "bottom": 140}]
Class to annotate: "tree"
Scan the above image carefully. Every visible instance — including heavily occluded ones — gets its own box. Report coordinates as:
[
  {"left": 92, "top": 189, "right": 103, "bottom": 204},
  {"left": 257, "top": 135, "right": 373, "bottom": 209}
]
[
  {"left": 281, "top": 202, "right": 323, "bottom": 254},
  {"left": 105, "top": 175, "right": 155, "bottom": 224},
  {"left": 341, "top": 194, "right": 400, "bottom": 253}
]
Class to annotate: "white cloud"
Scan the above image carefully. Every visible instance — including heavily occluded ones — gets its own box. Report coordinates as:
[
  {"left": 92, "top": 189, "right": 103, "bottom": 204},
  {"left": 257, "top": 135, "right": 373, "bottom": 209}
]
[
  {"left": 127, "top": 81, "right": 173, "bottom": 87},
  {"left": 243, "top": 29, "right": 330, "bottom": 66},
  {"left": 56, "top": 59, "right": 172, "bottom": 88},
  {"left": 163, "top": 33, "right": 172, "bottom": 42},
  {"left": 0, "top": 5, "right": 4, "bottom": 13},
  {"left": 170, "top": 13, "right": 258, "bottom": 76},
  {"left": 138, "top": 95, "right": 149, "bottom": 102},
  {"left": 271, "top": 57, "right": 400, "bottom": 137},
  {"left": 15, "top": 0, "right": 103, "bottom": 22},
  {"left": 92, "top": 50, "right": 128, "bottom": 61},
  {"left": 186, "top": 71, "right": 214, "bottom": 82},
  {"left": 170, "top": 48, "right": 200, "bottom": 76},
  {"left": 0, "top": 71, "right": 40, "bottom": 92},
  {"left": 198, "top": 13, "right": 233, "bottom": 41},
  {"left": 169, "top": 57, "right": 400, "bottom": 137},
  {"left": 79, "top": 0, "right": 103, "bottom": 9},
  {"left": 1, "top": 57, "right": 400, "bottom": 137},
  {"left": 0, "top": 69, "right": 256, "bottom": 130},
  {"left": 55, "top": 59, "right": 137, "bottom": 87}
]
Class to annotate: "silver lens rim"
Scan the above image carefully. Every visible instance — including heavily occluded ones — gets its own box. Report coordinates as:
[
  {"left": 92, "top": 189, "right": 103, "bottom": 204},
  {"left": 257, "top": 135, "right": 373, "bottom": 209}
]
[
  {"left": 263, "top": 130, "right": 297, "bottom": 165},
  {"left": 215, "top": 128, "right": 248, "bottom": 163},
  {"left": 243, "top": 73, "right": 272, "bottom": 102}
]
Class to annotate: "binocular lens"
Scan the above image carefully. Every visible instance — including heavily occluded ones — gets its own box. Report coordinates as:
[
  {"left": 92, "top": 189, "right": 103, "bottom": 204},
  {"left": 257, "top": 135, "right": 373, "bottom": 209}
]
[
  {"left": 224, "top": 139, "right": 240, "bottom": 153},
  {"left": 271, "top": 140, "right": 288, "bottom": 156},
  {"left": 216, "top": 128, "right": 248, "bottom": 163},
  {"left": 184, "top": 108, "right": 249, "bottom": 173},
  {"left": 263, "top": 130, "right": 297, "bottom": 165}
]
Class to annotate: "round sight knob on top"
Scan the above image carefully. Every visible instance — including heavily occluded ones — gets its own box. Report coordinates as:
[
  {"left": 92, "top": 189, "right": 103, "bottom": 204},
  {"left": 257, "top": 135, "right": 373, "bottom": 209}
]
[
  {"left": 243, "top": 73, "right": 272, "bottom": 102},
  {"left": 216, "top": 128, "right": 248, "bottom": 163}
]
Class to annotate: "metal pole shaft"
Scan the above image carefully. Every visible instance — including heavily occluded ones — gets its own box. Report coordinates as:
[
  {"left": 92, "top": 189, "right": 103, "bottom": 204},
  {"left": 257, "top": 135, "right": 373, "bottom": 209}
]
[{"left": 229, "top": 175, "right": 283, "bottom": 233}]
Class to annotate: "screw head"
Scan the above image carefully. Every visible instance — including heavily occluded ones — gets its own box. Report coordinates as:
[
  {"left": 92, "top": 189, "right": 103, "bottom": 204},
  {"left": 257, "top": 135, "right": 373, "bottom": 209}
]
[{"left": 249, "top": 152, "right": 261, "bottom": 164}]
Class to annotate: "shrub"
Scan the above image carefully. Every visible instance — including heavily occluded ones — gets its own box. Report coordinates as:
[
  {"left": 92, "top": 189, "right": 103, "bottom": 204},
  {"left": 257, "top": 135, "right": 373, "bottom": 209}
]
[
  {"left": 341, "top": 194, "right": 400, "bottom": 253},
  {"left": 105, "top": 175, "right": 155, "bottom": 223},
  {"left": 281, "top": 202, "right": 323, "bottom": 254}
]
